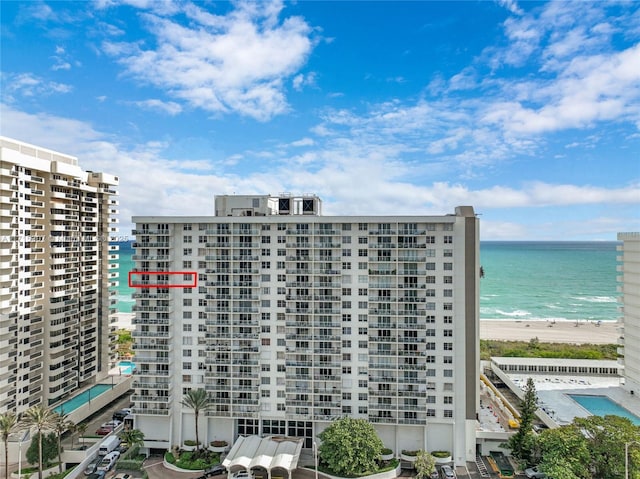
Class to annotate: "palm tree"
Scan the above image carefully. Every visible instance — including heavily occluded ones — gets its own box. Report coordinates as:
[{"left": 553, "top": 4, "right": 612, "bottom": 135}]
[
  {"left": 0, "top": 412, "right": 19, "bottom": 479},
  {"left": 120, "top": 428, "right": 145, "bottom": 451},
  {"left": 52, "top": 413, "right": 72, "bottom": 473},
  {"left": 75, "top": 422, "right": 88, "bottom": 449},
  {"left": 20, "top": 405, "right": 57, "bottom": 479},
  {"left": 180, "top": 388, "right": 210, "bottom": 449}
]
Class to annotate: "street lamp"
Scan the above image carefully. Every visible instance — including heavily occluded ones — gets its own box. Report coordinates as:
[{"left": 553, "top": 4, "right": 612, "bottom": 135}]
[
  {"left": 313, "top": 441, "right": 318, "bottom": 479},
  {"left": 626, "top": 440, "right": 640, "bottom": 479}
]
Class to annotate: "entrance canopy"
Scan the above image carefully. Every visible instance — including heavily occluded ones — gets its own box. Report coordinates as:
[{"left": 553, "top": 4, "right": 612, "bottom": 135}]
[{"left": 222, "top": 435, "right": 304, "bottom": 479}]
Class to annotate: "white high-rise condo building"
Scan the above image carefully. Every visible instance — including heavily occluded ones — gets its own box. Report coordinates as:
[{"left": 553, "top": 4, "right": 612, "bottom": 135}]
[
  {"left": 0, "top": 137, "right": 119, "bottom": 414},
  {"left": 132, "top": 195, "right": 479, "bottom": 465},
  {"left": 617, "top": 232, "right": 640, "bottom": 395}
]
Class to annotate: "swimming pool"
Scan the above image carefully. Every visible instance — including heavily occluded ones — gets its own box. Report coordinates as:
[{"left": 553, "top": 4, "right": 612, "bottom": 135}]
[
  {"left": 569, "top": 394, "right": 640, "bottom": 425},
  {"left": 53, "top": 384, "right": 113, "bottom": 415},
  {"left": 118, "top": 360, "right": 136, "bottom": 375}
]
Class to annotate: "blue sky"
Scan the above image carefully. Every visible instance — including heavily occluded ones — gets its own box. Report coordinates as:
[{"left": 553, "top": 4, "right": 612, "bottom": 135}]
[{"left": 1, "top": 0, "right": 639, "bottom": 240}]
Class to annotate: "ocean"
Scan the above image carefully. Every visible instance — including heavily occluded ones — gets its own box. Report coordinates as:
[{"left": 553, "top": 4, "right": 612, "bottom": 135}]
[{"left": 112, "top": 241, "right": 620, "bottom": 322}]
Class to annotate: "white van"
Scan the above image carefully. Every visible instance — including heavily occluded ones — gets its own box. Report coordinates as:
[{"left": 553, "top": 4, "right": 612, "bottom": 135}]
[
  {"left": 98, "top": 435, "right": 120, "bottom": 456},
  {"left": 97, "top": 451, "right": 120, "bottom": 472}
]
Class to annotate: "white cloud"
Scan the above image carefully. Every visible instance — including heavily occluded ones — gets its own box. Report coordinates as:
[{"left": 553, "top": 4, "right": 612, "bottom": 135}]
[
  {"left": 292, "top": 72, "right": 317, "bottom": 91},
  {"left": 2, "top": 101, "right": 638, "bottom": 239},
  {"left": 496, "top": 0, "right": 523, "bottom": 16},
  {"left": 132, "top": 99, "right": 183, "bottom": 115},
  {"left": 483, "top": 43, "right": 640, "bottom": 134},
  {"left": 2, "top": 73, "right": 72, "bottom": 99},
  {"left": 101, "top": 1, "right": 315, "bottom": 121},
  {"left": 290, "top": 137, "right": 315, "bottom": 147}
]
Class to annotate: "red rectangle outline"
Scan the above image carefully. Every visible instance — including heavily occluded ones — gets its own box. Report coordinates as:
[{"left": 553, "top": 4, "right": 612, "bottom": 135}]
[{"left": 128, "top": 271, "right": 197, "bottom": 288}]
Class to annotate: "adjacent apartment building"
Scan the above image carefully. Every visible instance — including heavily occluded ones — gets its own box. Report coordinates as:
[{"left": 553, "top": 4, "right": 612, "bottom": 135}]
[
  {"left": 0, "top": 137, "right": 119, "bottom": 414},
  {"left": 131, "top": 195, "right": 480, "bottom": 465},
  {"left": 617, "top": 232, "right": 640, "bottom": 395}
]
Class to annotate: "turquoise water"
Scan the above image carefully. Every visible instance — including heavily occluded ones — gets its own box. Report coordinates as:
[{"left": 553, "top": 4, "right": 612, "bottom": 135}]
[
  {"left": 112, "top": 241, "right": 135, "bottom": 313},
  {"left": 480, "top": 242, "right": 619, "bottom": 321},
  {"left": 53, "top": 384, "right": 113, "bottom": 414},
  {"left": 118, "top": 360, "right": 136, "bottom": 374},
  {"left": 113, "top": 240, "right": 620, "bottom": 322},
  {"left": 569, "top": 394, "right": 640, "bottom": 425}
]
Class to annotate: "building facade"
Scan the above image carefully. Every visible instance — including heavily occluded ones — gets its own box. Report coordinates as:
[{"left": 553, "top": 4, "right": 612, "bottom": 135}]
[
  {"left": 0, "top": 136, "right": 119, "bottom": 414},
  {"left": 618, "top": 232, "right": 640, "bottom": 395},
  {"left": 131, "top": 195, "right": 480, "bottom": 464}
]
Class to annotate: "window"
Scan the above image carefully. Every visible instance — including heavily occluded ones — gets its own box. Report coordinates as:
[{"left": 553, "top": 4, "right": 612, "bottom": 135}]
[
  {"left": 183, "top": 324, "right": 192, "bottom": 332},
  {"left": 183, "top": 224, "right": 192, "bottom": 230},
  {"left": 444, "top": 342, "right": 453, "bottom": 350},
  {"left": 183, "top": 236, "right": 192, "bottom": 243},
  {"left": 444, "top": 262, "right": 453, "bottom": 270},
  {"left": 342, "top": 236, "right": 352, "bottom": 243},
  {"left": 183, "top": 298, "right": 192, "bottom": 307},
  {"left": 444, "top": 236, "right": 453, "bottom": 244},
  {"left": 444, "top": 410, "right": 453, "bottom": 418},
  {"left": 444, "top": 329, "right": 453, "bottom": 337},
  {"left": 183, "top": 248, "right": 192, "bottom": 256},
  {"left": 342, "top": 249, "right": 352, "bottom": 257},
  {"left": 358, "top": 249, "right": 368, "bottom": 257},
  {"left": 342, "top": 262, "right": 351, "bottom": 270}
]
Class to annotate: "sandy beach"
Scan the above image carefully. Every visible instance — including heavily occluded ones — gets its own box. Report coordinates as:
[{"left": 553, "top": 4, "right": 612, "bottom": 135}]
[{"left": 480, "top": 319, "right": 619, "bottom": 344}]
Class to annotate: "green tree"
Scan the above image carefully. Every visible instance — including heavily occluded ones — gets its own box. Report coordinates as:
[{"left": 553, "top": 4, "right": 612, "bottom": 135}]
[
  {"left": 317, "top": 417, "right": 383, "bottom": 476},
  {"left": 75, "top": 422, "right": 88, "bottom": 449},
  {"left": 52, "top": 413, "right": 72, "bottom": 473},
  {"left": 506, "top": 377, "right": 538, "bottom": 465},
  {"left": 26, "top": 432, "right": 57, "bottom": 471},
  {"left": 21, "top": 405, "right": 58, "bottom": 479},
  {"left": 0, "top": 412, "right": 19, "bottom": 479},
  {"left": 120, "top": 428, "right": 145, "bottom": 450},
  {"left": 535, "top": 423, "right": 592, "bottom": 479},
  {"left": 180, "top": 388, "right": 210, "bottom": 449},
  {"left": 574, "top": 415, "right": 640, "bottom": 479},
  {"left": 414, "top": 451, "right": 436, "bottom": 479}
]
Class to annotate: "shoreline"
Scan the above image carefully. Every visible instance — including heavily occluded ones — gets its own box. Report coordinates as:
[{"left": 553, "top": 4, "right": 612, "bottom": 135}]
[
  {"left": 479, "top": 318, "right": 619, "bottom": 344},
  {"left": 115, "top": 311, "right": 619, "bottom": 344}
]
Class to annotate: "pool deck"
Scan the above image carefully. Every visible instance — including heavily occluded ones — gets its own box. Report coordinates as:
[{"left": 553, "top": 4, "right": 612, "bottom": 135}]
[{"left": 509, "top": 374, "right": 640, "bottom": 426}]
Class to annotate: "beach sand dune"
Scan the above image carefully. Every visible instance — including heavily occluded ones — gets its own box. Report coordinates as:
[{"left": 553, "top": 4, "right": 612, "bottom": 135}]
[{"left": 480, "top": 319, "right": 619, "bottom": 344}]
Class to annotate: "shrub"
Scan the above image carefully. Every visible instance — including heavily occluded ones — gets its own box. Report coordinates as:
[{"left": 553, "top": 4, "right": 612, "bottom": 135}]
[
  {"left": 430, "top": 451, "right": 451, "bottom": 458},
  {"left": 401, "top": 450, "right": 419, "bottom": 456},
  {"left": 183, "top": 440, "right": 200, "bottom": 447},
  {"left": 165, "top": 452, "right": 176, "bottom": 464},
  {"left": 381, "top": 448, "right": 393, "bottom": 455},
  {"left": 211, "top": 440, "right": 228, "bottom": 447}
]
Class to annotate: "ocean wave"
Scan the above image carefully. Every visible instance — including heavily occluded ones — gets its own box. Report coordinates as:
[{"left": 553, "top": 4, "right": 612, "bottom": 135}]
[
  {"left": 494, "top": 309, "right": 532, "bottom": 318},
  {"left": 571, "top": 295, "right": 617, "bottom": 303}
]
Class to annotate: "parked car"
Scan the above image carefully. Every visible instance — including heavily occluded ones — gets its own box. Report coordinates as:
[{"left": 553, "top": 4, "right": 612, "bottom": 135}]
[
  {"left": 84, "top": 456, "right": 102, "bottom": 475},
  {"left": 112, "top": 408, "right": 132, "bottom": 421},
  {"left": 440, "top": 465, "right": 456, "bottom": 478},
  {"left": 97, "top": 450, "right": 120, "bottom": 472},
  {"left": 430, "top": 470, "right": 440, "bottom": 479},
  {"left": 86, "top": 472, "right": 106, "bottom": 479},
  {"left": 232, "top": 472, "right": 253, "bottom": 479},
  {"left": 204, "top": 465, "right": 227, "bottom": 477},
  {"left": 101, "top": 419, "right": 122, "bottom": 428},
  {"left": 113, "top": 474, "right": 133, "bottom": 479},
  {"left": 525, "top": 466, "right": 546, "bottom": 478},
  {"left": 95, "top": 425, "right": 114, "bottom": 436}
]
